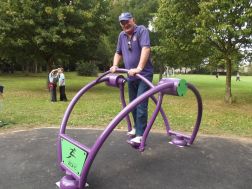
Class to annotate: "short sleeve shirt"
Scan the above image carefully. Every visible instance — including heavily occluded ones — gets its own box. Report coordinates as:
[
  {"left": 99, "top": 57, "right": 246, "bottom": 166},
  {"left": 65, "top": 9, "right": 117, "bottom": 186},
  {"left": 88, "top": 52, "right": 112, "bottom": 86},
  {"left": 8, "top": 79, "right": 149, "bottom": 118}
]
[
  {"left": 49, "top": 73, "right": 58, "bottom": 83},
  {"left": 59, "top": 73, "right": 65, "bottom": 86},
  {"left": 116, "top": 25, "right": 153, "bottom": 80}
]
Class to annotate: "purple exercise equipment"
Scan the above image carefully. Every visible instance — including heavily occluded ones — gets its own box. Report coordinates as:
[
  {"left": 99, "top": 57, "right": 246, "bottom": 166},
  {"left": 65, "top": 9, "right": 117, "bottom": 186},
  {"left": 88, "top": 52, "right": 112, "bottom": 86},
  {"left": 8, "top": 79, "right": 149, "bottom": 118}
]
[{"left": 57, "top": 69, "right": 203, "bottom": 189}]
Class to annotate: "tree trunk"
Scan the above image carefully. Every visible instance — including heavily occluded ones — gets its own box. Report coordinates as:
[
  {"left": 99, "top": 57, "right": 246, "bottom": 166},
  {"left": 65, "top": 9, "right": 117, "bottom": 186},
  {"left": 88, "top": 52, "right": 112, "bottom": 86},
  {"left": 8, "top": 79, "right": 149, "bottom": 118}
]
[
  {"left": 25, "top": 63, "right": 29, "bottom": 74},
  {"left": 39, "top": 65, "right": 42, "bottom": 73},
  {"left": 159, "top": 65, "right": 165, "bottom": 81},
  {"left": 10, "top": 63, "right": 14, "bottom": 74},
  {"left": 46, "top": 56, "right": 54, "bottom": 72},
  {"left": 34, "top": 61, "right": 38, "bottom": 73},
  {"left": 225, "top": 58, "right": 232, "bottom": 103}
]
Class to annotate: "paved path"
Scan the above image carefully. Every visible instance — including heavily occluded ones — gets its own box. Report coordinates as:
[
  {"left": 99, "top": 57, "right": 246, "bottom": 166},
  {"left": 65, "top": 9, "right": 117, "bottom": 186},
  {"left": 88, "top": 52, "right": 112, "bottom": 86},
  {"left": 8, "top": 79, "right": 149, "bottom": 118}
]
[{"left": 0, "top": 128, "right": 251, "bottom": 189}]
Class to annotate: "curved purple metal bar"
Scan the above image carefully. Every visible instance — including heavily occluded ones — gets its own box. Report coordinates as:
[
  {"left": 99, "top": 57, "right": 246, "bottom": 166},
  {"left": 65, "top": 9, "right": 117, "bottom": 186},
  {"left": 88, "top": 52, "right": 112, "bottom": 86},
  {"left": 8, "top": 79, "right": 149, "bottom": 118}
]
[
  {"left": 96, "top": 69, "right": 171, "bottom": 133},
  {"left": 58, "top": 68, "right": 169, "bottom": 134},
  {"left": 59, "top": 77, "right": 107, "bottom": 135},
  {"left": 167, "top": 83, "right": 203, "bottom": 145},
  {"left": 58, "top": 69, "right": 203, "bottom": 189},
  {"left": 119, "top": 84, "right": 132, "bottom": 131},
  {"left": 78, "top": 82, "right": 174, "bottom": 188},
  {"left": 57, "top": 77, "right": 108, "bottom": 170},
  {"left": 187, "top": 83, "right": 203, "bottom": 144},
  {"left": 139, "top": 94, "right": 164, "bottom": 151}
]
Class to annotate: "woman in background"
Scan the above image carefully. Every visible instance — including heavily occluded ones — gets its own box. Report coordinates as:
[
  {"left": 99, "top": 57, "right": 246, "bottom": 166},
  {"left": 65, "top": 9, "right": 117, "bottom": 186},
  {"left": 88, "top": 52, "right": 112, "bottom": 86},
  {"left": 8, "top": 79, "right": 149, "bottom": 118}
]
[{"left": 48, "top": 69, "right": 59, "bottom": 102}]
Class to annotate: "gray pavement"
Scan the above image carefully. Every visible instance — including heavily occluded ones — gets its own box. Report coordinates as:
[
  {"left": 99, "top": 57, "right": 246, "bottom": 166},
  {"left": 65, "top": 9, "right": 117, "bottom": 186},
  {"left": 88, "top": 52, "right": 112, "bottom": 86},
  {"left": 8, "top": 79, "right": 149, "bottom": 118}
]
[{"left": 0, "top": 128, "right": 251, "bottom": 189}]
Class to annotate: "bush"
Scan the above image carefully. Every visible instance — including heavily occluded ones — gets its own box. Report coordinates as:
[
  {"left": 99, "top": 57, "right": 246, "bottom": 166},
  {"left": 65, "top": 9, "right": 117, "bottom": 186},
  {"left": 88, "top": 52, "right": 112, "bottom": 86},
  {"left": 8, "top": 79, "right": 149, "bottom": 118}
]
[{"left": 76, "top": 61, "right": 98, "bottom": 76}]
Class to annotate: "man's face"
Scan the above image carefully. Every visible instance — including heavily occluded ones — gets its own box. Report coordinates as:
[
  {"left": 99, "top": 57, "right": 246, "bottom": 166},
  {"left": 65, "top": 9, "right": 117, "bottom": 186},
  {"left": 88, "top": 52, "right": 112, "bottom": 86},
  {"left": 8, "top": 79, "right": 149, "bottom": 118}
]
[{"left": 120, "top": 18, "right": 135, "bottom": 34}]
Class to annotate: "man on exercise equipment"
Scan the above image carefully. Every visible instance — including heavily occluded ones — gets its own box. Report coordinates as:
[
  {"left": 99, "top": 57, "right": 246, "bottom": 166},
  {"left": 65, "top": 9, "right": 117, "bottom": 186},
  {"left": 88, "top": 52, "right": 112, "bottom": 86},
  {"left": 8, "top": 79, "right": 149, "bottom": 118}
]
[{"left": 110, "top": 12, "right": 154, "bottom": 144}]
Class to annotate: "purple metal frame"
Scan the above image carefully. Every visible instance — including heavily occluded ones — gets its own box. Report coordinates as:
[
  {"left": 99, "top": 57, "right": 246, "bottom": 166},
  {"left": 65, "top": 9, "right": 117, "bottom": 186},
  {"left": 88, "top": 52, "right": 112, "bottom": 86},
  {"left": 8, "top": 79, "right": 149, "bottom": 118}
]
[{"left": 57, "top": 69, "right": 203, "bottom": 189}]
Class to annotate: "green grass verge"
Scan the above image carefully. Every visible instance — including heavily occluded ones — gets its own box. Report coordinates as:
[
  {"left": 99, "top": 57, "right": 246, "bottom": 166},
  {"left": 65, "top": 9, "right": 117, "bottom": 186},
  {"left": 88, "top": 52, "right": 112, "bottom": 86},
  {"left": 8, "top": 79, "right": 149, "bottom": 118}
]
[{"left": 0, "top": 72, "right": 251, "bottom": 138}]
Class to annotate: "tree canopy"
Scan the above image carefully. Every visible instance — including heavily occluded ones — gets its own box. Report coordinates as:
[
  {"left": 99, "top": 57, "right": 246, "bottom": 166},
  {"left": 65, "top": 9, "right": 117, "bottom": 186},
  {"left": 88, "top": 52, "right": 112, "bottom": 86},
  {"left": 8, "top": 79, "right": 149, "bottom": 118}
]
[
  {"left": 0, "top": 0, "right": 251, "bottom": 103},
  {"left": 154, "top": 0, "right": 209, "bottom": 78},
  {"left": 0, "top": 0, "right": 109, "bottom": 71},
  {"left": 153, "top": 0, "right": 252, "bottom": 102},
  {"left": 195, "top": 0, "right": 252, "bottom": 102}
]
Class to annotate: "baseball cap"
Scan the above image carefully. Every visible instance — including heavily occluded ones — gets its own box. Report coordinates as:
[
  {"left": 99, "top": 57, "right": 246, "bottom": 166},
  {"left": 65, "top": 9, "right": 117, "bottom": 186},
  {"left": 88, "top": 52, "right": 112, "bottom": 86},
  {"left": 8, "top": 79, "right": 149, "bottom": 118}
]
[{"left": 119, "top": 12, "right": 133, "bottom": 21}]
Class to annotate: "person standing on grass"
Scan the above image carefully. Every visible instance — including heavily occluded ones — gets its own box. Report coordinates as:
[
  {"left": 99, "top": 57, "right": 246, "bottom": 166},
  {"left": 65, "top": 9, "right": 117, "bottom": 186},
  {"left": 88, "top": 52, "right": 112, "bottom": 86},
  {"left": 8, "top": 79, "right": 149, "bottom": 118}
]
[
  {"left": 110, "top": 12, "right": 153, "bottom": 145},
  {"left": 48, "top": 69, "right": 59, "bottom": 102},
  {"left": 0, "top": 85, "right": 3, "bottom": 111},
  {"left": 0, "top": 85, "right": 4, "bottom": 126},
  {"left": 216, "top": 72, "right": 219, "bottom": 79},
  {"left": 236, "top": 72, "right": 240, "bottom": 81},
  {"left": 58, "top": 68, "right": 68, "bottom": 101}
]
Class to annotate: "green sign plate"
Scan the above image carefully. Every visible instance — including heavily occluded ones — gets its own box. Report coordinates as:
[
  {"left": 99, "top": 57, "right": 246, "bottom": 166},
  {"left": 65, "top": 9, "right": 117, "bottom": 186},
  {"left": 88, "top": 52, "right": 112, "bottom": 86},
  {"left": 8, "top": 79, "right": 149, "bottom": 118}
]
[{"left": 61, "top": 138, "right": 88, "bottom": 176}]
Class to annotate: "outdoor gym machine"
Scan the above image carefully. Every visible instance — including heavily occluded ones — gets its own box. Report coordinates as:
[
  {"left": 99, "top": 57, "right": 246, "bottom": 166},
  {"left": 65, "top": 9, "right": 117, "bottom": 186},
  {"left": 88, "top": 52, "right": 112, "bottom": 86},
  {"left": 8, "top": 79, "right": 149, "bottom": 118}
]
[{"left": 57, "top": 69, "right": 203, "bottom": 189}]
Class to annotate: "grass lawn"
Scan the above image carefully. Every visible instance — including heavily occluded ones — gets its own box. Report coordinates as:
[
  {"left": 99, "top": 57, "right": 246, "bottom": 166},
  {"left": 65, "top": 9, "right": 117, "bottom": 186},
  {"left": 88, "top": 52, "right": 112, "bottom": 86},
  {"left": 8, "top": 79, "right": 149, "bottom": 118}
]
[{"left": 0, "top": 72, "right": 252, "bottom": 138}]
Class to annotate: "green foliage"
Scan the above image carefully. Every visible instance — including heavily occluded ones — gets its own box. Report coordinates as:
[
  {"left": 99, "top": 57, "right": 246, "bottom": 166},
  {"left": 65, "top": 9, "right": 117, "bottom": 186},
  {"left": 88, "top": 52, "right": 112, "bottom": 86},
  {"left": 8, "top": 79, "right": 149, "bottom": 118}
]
[
  {"left": 194, "top": 0, "right": 252, "bottom": 102},
  {"left": 0, "top": 0, "right": 109, "bottom": 71},
  {"left": 195, "top": 0, "right": 252, "bottom": 54},
  {"left": 109, "top": 0, "right": 158, "bottom": 26},
  {"left": 76, "top": 61, "right": 98, "bottom": 76},
  {"left": 154, "top": 0, "right": 252, "bottom": 102},
  {"left": 95, "top": 35, "right": 114, "bottom": 71},
  {"left": 154, "top": 0, "right": 208, "bottom": 76},
  {"left": 0, "top": 0, "right": 159, "bottom": 73}
]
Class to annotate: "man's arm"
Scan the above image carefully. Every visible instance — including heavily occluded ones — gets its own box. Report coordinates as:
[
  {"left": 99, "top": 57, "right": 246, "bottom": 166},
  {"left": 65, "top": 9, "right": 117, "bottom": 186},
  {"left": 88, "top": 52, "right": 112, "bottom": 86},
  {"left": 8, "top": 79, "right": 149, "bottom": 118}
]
[
  {"left": 128, "top": 47, "right": 150, "bottom": 76},
  {"left": 49, "top": 69, "right": 58, "bottom": 76},
  {"left": 110, "top": 53, "right": 122, "bottom": 73},
  {"left": 138, "top": 46, "right": 151, "bottom": 70}
]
